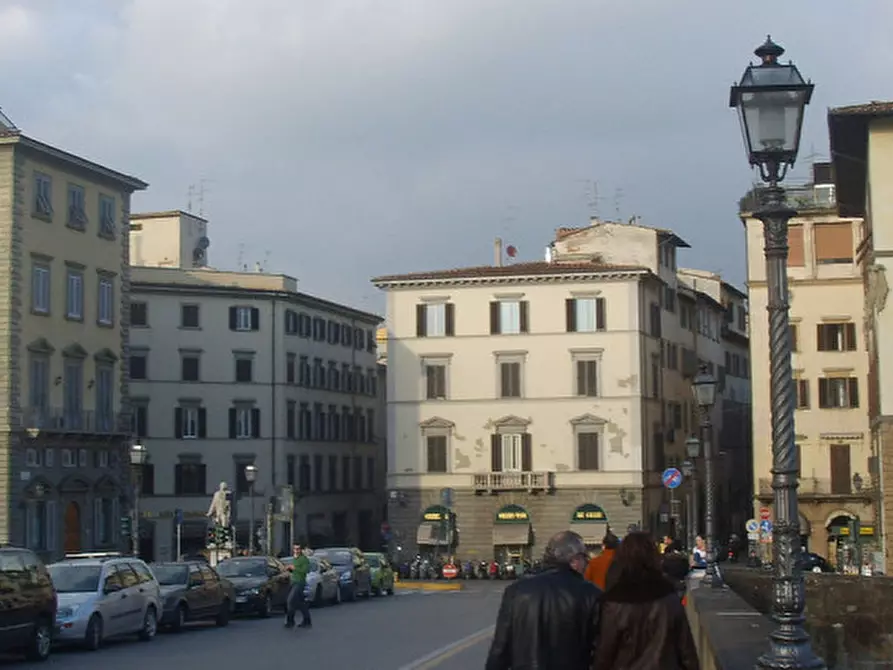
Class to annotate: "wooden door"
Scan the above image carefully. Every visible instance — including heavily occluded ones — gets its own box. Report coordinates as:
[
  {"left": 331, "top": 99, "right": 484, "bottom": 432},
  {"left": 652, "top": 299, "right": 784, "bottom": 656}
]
[
  {"left": 829, "top": 444, "right": 852, "bottom": 494},
  {"left": 63, "top": 502, "right": 81, "bottom": 553}
]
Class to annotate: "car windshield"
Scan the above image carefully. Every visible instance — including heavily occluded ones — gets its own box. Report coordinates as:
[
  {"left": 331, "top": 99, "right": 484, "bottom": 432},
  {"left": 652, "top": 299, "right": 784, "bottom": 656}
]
[
  {"left": 314, "top": 550, "right": 352, "bottom": 566},
  {"left": 215, "top": 560, "right": 266, "bottom": 578},
  {"left": 152, "top": 565, "right": 189, "bottom": 585},
  {"left": 365, "top": 555, "right": 381, "bottom": 568},
  {"left": 48, "top": 564, "right": 102, "bottom": 593}
]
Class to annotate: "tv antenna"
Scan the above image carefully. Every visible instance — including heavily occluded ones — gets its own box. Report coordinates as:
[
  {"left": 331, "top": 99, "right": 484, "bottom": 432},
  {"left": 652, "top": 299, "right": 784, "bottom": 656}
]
[
  {"left": 237, "top": 243, "right": 245, "bottom": 272},
  {"left": 198, "top": 179, "right": 213, "bottom": 218},
  {"left": 613, "top": 188, "right": 624, "bottom": 220}
]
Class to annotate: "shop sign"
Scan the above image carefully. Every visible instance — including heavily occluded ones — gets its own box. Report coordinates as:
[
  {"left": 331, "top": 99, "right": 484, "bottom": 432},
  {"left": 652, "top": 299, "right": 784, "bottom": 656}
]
[
  {"left": 495, "top": 504, "right": 530, "bottom": 524},
  {"left": 837, "top": 525, "right": 874, "bottom": 537},
  {"left": 421, "top": 505, "right": 449, "bottom": 522},
  {"left": 571, "top": 504, "right": 607, "bottom": 523}
]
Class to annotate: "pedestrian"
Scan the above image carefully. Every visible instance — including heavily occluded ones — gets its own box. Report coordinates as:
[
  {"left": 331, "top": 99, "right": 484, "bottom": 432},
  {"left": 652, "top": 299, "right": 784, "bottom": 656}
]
[
  {"left": 594, "top": 531, "right": 699, "bottom": 669},
  {"left": 583, "top": 530, "right": 619, "bottom": 590},
  {"left": 284, "top": 543, "right": 312, "bottom": 629},
  {"left": 691, "top": 535, "right": 707, "bottom": 569},
  {"left": 485, "top": 530, "right": 601, "bottom": 670}
]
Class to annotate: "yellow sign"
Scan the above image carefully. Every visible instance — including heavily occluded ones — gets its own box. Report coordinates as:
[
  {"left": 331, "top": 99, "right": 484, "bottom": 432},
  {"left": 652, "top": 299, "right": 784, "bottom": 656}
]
[
  {"left": 574, "top": 511, "right": 605, "bottom": 521},
  {"left": 838, "top": 526, "right": 874, "bottom": 536},
  {"left": 497, "top": 511, "right": 528, "bottom": 521},
  {"left": 423, "top": 512, "right": 444, "bottom": 521},
  {"left": 571, "top": 504, "right": 608, "bottom": 524}
]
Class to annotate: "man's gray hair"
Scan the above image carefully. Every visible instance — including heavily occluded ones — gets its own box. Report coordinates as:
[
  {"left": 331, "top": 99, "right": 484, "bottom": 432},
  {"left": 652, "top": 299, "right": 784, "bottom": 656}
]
[{"left": 543, "top": 530, "right": 587, "bottom": 566}]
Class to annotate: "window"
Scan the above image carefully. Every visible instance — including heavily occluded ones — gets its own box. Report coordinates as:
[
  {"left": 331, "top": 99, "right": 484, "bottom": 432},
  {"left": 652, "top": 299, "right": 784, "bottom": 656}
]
[
  {"left": 93, "top": 450, "right": 110, "bottom": 469},
  {"left": 354, "top": 327, "right": 365, "bottom": 350},
  {"left": 63, "top": 359, "right": 83, "bottom": 428},
  {"left": 313, "top": 455, "right": 323, "bottom": 491},
  {"left": 181, "top": 354, "right": 200, "bottom": 382},
  {"left": 313, "top": 317, "right": 326, "bottom": 341},
  {"left": 26, "top": 448, "right": 40, "bottom": 467},
  {"left": 498, "top": 356, "right": 523, "bottom": 398},
  {"left": 368, "top": 369, "right": 378, "bottom": 396},
  {"left": 97, "top": 276, "right": 114, "bottom": 325},
  {"left": 230, "top": 306, "right": 259, "bottom": 331},
  {"left": 328, "top": 362, "right": 340, "bottom": 390},
  {"left": 286, "top": 455, "right": 296, "bottom": 486},
  {"left": 566, "top": 297, "right": 606, "bottom": 332},
  {"left": 34, "top": 172, "right": 52, "bottom": 216},
  {"left": 818, "top": 377, "right": 859, "bottom": 409},
  {"left": 651, "top": 355, "right": 660, "bottom": 398},
  {"left": 830, "top": 444, "right": 852, "bottom": 495},
  {"left": 817, "top": 323, "right": 857, "bottom": 352},
  {"left": 31, "top": 262, "right": 50, "bottom": 314},
  {"left": 664, "top": 287, "right": 676, "bottom": 313},
  {"left": 356, "top": 408, "right": 366, "bottom": 442},
  {"left": 298, "top": 456, "right": 311, "bottom": 492},
  {"left": 286, "top": 400, "right": 296, "bottom": 439},
  {"left": 367, "top": 409, "right": 375, "bottom": 442},
  {"left": 298, "top": 403, "right": 311, "bottom": 440},
  {"left": 329, "top": 405, "right": 340, "bottom": 440},
  {"left": 327, "top": 320, "right": 339, "bottom": 344},
  {"left": 426, "top": 435, "right": 447, "bottom": 472},
  {"left": 328, "top": 455, "right": 338, "bottom": 491},
  {"left": 175, "top": 406, "right": 206, "bottom": 439},
  {"left": 353, "top": 456, "right": 363, "bottom": 490},
  {"left": 577, "top": 432, "right": 600, "bottom": 470},
  {"left": 298, "top": 313, "right": 312, "bottom": 337},
  {"left": 132, "top": 404, "right": 148, "bottom": 438},
  {"left": 299, "top": 356, "right": 310, "bottom": 386},
  {"left": 29, "top": 355, "right": 50, "bottom": 415},
  {"left": 98, "top": 195, "right": 116, "bottom": 237},
  {"left": 366, "top": 329, "right": 376, "bottom": 353},
  {"left": 62, "top": 449, "right": 75, "bottom": 468},
  {"left": 130, "top": 352, "right": 147, "bottom": 380},
  {"left": 796, "top": 379, "right": 810, "bottom": 409},
  {"left": 342, "top": 406, "right": 354, "bottom": 440},
  {"left": 649, "top": 303, "right": 662, "bottom": 338},
  {"left": 491, "top": 433, "right": 532, "bottom": 472},
  {"left": 366, "top": 457, "right": 374, "bottom": 490},
  {"left": 181, "top": 304, "right": 200, "bottom": 328},
  {"left": 788, "top": 226, "right": 805, "bottom": 266},
  {"left": 284, "top": 309, "right": 298, "bottom": 335},
  {"left": 790, "top": 324, "right": 799, "bottom": 351},
  {"left": 814, "top": 222, "right": 853, "bottom": 264},
  {"left": 313, "top": 359, "right": 325, "bottom": 388},
  {"left": 342, "top": 456, "right": 351, "bottom": 491},
  {"left": 175, "top": 462, "right": 207, "bottom": 495},
  {"left": 95, "top": 365, "right": 114, "bottom": 432},
  {"left": 575, "top": 357, "right": 599, "bottom": 397},
  {"left": 343, "top": 363, "right": 353, "bottom": 392},
  {"left": 230, "top": 406, "right": 260, "bottom": 439},
  {"left": 416, "top": 303, "right": 455, "bottom": 337},
  {"left": 490, "top": 300, "right": 528, "bottom": 335},
  {"left": 131, "top": 301, "right": 148, "bottom": 326},
  {"left": 314, "top": 403, "right": 326, "bottom": 441},
  {"left": 235, "top": 356, "right": 254, "bottom": 383},
  {"left": 286, "top": 354, "right": 296, "bottom": 384},
  {"left": 67, "top": 184, "right": 87, "bottom": 228},
  {"left": 65, "top": 267, "right": 84, "bottom": 320}
]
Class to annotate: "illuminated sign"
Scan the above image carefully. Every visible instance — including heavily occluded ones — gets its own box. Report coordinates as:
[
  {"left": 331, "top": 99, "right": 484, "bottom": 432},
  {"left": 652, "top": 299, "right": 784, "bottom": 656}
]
[
  {"left": 571, "top": 504, "right": 608, "bottom": 524},
  {"left": 497, "top": 511, "right": 529, "bottom": 521},
  {"left": 421, "top": 506, "right": 449, "bottom": 523},
  {"left": 423, "top": 512, "right": 445, "bottom": 522}
]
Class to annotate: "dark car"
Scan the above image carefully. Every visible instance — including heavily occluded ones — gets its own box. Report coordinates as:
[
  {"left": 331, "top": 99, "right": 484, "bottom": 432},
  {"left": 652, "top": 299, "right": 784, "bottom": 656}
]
[
  {"left": 153, "top": 562, "right": 235, "bottom": 630},
  {"left": 0, "top": 547, "right": 57, "bottom": 661},
  {"left": 214, "top": 557, "right": 290, "bottom": 617},
  {"left": 798, "top": 552, "right": 834, "bottom": 574},
  {"left": 311, "top": 548, "right": 372, "bottom": 601}
]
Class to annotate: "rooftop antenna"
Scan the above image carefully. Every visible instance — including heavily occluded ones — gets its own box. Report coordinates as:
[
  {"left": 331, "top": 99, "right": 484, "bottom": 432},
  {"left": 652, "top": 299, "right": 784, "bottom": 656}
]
[
  {"left": 263, "top": 250, "right": 271, "bottom": 273},
  {"left": 237, "top": 243, "right": 245, "bottom": 272},
  {"left": 588, "top": 180, "right": 603, "bottom": 219},
  {"left": 198, "top": 179, "right": 213, "bottom": 218},
  {"left": 613, "top": 187, "right": 624, "bottom": 221},
  {"left": 187, "top": 184, "right": 195, "bottom": 213}
]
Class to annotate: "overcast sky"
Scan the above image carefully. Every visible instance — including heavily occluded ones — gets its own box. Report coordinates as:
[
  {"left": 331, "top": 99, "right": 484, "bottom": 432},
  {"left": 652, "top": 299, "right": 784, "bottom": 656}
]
[{"left": 2, "top": 1, "right": 890, "bottom": 314}]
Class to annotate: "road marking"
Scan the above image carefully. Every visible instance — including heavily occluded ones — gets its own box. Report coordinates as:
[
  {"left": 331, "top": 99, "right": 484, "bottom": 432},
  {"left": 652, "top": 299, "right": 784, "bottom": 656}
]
[{"left": 396, "top": 625, "right": 495, "bottom": 670}]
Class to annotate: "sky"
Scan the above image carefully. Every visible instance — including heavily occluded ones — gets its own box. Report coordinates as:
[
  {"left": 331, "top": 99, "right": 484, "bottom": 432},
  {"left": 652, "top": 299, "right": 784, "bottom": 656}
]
[{"left": 2, "top": 0, "right": 891, "bottom": 315}]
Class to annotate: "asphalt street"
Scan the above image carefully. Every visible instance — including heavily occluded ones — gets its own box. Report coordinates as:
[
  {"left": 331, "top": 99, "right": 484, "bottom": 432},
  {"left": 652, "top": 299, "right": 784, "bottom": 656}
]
[{"left": 9, "top": 582, "right": 506, "bottom": 670}]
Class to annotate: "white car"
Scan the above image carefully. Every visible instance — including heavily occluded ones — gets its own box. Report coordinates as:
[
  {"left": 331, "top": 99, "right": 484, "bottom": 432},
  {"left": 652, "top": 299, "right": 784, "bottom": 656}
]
[{"left": 49, "top": 553, "right": 162, "bottom": 650}]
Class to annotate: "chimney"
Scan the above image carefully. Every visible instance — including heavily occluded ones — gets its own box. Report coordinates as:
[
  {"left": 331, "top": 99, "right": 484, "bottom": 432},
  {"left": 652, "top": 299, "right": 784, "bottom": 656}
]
[{"left": 494, "top": 238, "right": 503, "bottom": 267}]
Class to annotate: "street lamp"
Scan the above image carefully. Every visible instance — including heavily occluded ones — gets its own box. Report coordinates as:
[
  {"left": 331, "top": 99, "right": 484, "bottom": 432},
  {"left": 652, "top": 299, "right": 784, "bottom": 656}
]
[
  {"left": 682, "top": 444, "right": 698, "bottom": 552},
  {"left": 129, "top": 443, "right": 148, "bottom": 557},
  {"left": 692, "top": 366, "right": 721, "bottom": 588},
  {"left": 245, "top": 464, "right": 258, "bottom": 556},
  {"left": 730, "top": 37, "right": 823, "bottom": 670}
]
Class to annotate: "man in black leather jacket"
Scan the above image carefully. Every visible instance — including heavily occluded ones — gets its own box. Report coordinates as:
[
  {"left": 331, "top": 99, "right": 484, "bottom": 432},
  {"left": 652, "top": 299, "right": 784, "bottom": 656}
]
[{"left": 485, "top": 531, "right": 602, "bottom": 670}]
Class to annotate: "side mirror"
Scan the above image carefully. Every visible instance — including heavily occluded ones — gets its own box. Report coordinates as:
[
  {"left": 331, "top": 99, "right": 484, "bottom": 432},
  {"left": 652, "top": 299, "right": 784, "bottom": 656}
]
[{"left": 104, "top": 583, "right": 122, "bottom": 595}]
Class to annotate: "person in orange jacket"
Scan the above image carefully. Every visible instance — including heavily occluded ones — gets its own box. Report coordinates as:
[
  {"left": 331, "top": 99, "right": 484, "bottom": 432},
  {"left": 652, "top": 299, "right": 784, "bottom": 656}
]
[{"left": 584, "top": 530, "right": 620, "bottom": 590}]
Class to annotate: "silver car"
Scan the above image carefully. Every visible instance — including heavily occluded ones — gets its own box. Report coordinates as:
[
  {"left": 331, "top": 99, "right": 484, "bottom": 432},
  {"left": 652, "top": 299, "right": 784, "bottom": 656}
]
[
  {"left": 282, "top": 555, "right": 341, "bottom": 606},
  {"left": 48, "top": 553, "right": 162, "bottom": 650}
]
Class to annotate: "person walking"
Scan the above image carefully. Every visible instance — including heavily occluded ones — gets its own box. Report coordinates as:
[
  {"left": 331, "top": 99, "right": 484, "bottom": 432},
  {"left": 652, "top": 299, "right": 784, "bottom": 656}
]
[
  {"left": 284, "top": 544, "right": 312, "bottom": 629},
  {"left": 583, "top": 530, "right": 619, "bottom": 590},
  {"left": 485, "top": 531, "right": 601, "bottom": 670},
  {"left": 594, "top": 531, "right": 699, "bottom": 669}
]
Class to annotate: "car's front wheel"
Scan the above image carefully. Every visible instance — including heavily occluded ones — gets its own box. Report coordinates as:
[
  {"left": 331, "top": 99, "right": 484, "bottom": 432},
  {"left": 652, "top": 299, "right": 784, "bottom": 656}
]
[
  {"left": 25, "top": 618, "right": 52, "bottom": 661},
  {"left": 171, "top": 604, "right": 187, "bottom": 632},
  {"left": 139, "top": 607, "right": 157, "bottom": 641}
]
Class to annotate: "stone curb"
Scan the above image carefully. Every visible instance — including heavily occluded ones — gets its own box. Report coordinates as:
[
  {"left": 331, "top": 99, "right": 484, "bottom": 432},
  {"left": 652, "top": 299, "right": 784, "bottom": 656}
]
[{"left": 394, "top": 580, "right": 464, "bottom": 591}]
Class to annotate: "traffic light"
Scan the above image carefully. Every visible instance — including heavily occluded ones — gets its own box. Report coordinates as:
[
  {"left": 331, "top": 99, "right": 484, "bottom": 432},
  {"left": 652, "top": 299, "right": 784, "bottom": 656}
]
[{"left": 120, "top": 515, "right": 132, "bottom": 537}]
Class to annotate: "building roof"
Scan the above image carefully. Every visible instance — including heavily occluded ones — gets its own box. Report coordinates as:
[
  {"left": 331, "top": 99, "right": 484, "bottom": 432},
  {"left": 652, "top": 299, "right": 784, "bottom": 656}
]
[
  {"left": 372, "top": 260, "right": 649, "bottom": 286},
  {"left": 555, "top": 221, "right": 691, "bottom": 248},
  {"left": 131, "top": 210, "right": 208, "bottom": 223},
  {"left": 721, "top": 281, "right": 747, "bottom": 299},
  {"left": 828, "top": 101, "right": 893, "bottom": 218},
  {"left": 0, "top": 132, "right": 148, "bottom": 192}
]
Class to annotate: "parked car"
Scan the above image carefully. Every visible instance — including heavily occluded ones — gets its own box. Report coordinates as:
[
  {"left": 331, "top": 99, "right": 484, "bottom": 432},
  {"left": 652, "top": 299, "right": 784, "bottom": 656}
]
[
  {"left": 312, "top": 548, "right": 372, "bottom": 601},
  {"left": 797, "top": 552, "right": 834, "bottom": 574},
  {"left": 49, "top": 553, "right": 161, "bottom": 650},
  {"left": 214, "top": 556, "right": 290, "bottom": 617},
  {"left": 363, "top": 552, "right": 395, "bottom": 596},
  {"left": 282, "top": 555, "right": 341, "bottom": 606},
  {"left": 0, "top": 546, "right": 57, "bottom": 661},
  {"left": 152, "top": 562, "right": 234, "bottom": 630}
]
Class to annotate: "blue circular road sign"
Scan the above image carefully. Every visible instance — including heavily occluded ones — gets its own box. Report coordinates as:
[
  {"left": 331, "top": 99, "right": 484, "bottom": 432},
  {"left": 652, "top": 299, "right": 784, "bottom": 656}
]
[{"left": 661, "top": 467, "right": 683, "bottom": 490}]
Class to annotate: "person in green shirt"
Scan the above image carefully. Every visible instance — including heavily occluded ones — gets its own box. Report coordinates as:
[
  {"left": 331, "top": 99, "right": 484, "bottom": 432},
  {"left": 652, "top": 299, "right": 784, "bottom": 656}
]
[{"left": 285, "top": 544, "right": 312, "bottom": 629}]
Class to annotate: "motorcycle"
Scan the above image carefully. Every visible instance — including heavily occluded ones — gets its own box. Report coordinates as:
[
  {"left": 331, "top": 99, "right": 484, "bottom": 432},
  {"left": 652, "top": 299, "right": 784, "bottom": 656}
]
[
  {"left": 488, "top": 561, "right": 500, "bottom": 580},
  {"left": 409, "top": 556, "right": 422, "bottom": 580},
  {"left": 477, "top": 561, "right": 489, "bottom": 579},
  {"left": 462, "top": 561, "right": 476, "bottom": 579}
]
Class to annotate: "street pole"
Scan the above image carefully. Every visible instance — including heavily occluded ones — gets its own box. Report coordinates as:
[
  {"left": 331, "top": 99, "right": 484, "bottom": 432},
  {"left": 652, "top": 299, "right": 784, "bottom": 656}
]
[
  {"left": 176, "top": 523, "right": 181, "bottom": 561},
  {"left": 756, "top": 184, "right": 823, "bottom": 668},
  {"left": 248, "top": 481, "right": 255, "bottom": 556},
  {"left": 131, "top": 471, "right": 141, "bottom": 557},
  {"left": 701, "top": 409, "right": 722, "bottom": 587}
]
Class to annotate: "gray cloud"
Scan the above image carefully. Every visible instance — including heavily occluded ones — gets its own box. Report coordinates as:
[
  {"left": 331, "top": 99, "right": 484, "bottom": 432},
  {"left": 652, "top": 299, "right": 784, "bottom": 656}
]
[{"left": 2, "top": 0, "right": 891, "bottom": 311}]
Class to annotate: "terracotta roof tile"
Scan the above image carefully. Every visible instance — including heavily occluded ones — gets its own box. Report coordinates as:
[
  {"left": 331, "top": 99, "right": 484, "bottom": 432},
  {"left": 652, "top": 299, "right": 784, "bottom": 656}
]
[
  {"left": 829, "top": 101, "right": 893, "bottom": 117},
  {"left": 372, "top": 261, "right": 647, "bottom": 284}
]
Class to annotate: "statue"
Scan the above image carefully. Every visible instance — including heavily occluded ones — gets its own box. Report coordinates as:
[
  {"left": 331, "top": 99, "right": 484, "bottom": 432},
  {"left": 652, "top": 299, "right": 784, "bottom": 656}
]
[{"left": 207, "top": 482, "right": 231, "bottom": 528}]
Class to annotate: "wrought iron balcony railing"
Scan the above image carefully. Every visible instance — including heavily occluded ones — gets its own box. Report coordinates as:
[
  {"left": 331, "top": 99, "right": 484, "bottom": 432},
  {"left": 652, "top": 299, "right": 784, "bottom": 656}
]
[{"left": 24, "top": 407, "right": 125, "bottom": 435}]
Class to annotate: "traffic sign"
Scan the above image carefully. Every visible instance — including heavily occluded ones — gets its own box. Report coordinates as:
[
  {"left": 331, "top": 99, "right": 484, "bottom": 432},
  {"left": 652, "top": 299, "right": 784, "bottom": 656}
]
[
  {"left": 760, "top": 520, "right": 773, "bottom": 534},
  {"left": 661, "top": 468, "right": 683, "bottom": 490},
  {"left": 442, "top": 564, "right": 458, "bottom": 579},
  {"left": 760, "top": 507, "right": 771, "bottom": 521},
  {"left": 745, "top": 519, "right": 759, "bottom": 534},
  {"left": 747, "top": 532, "right": 760, "bottom": 542},
  {"left": 174, "top": 508, "right": 183, "bottom": 526}
]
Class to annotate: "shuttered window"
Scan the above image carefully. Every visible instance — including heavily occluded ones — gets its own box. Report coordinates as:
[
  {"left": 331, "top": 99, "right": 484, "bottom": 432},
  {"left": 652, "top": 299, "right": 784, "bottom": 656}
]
[
  {"left": 814, "top": 223, "right": 853, "bottom": 264},
  {"left": 787, "top": 226, "right": 805, "bottom": 266},
  {"left": 577, "top": 432, "right": 600, "bottom": 470},
  {"left": 426, "top": 436, "right": 447, "bottom": 473}
]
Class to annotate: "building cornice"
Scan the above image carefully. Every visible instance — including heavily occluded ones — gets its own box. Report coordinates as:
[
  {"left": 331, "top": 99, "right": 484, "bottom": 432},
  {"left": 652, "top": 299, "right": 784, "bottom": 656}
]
[
  {"left": 372, "top": 269, "right": 652, "bottom": 290},
  {"left": 746, "top": 276, "right": 863, "bottom": 289}
]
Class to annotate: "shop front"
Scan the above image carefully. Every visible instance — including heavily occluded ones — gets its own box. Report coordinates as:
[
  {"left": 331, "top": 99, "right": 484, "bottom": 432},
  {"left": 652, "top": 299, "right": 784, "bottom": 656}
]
[
  {"left": 417, "top": 505, "right": 454, "bottom": 556},
  {"left": 570, "top": 503, "right": 609, "bottom": 551},
  {"left": 827, "top": 514, "right": 876, "bottom": 570},
  {"left": 493, "top": 504, "right": 532, "bottom": 562}
]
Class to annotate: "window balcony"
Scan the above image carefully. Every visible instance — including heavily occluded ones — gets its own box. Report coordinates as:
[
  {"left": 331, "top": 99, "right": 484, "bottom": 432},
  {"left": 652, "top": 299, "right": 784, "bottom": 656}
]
[
  {"left": 24, "top": 407, "right": 126, "bottom": 436},
  {"left": 473, "top": 471, "right": 554, "bottom": 494},
  {"left": 757, "top": 476, "right": 875, "bottom": 500}
]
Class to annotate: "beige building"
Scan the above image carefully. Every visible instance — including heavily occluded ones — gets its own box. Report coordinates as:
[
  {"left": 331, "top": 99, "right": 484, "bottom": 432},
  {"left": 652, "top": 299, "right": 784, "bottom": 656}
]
[
  {"left": 129, "top": 212, "right": 385, "bottom": 560},
  {"left": 742, "top": 164, "right": 875, "bottom": 560},
  {"left": 374, "top": 220, "right": 748, "bottom": 560},
  {"left": 0, "top": 114, "right": 147, "bottom": 560},
  {"left": 830, "top": 101, "right": 893, "bottom": 568}
]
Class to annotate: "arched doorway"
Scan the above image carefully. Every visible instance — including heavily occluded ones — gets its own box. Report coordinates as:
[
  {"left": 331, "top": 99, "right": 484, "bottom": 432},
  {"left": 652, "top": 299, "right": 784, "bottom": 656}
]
[
  {"left": 64, "top": 502, "right": 81, "bottom": 553},
  {"left": 826, "top": 512, "right": 856, "bottom": 569}
]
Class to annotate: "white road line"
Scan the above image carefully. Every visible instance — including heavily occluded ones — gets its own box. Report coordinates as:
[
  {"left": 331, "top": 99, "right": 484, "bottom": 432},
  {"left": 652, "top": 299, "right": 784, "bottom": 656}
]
[{"left": 396, "top": 624, "right": 496, "bottom": 670}]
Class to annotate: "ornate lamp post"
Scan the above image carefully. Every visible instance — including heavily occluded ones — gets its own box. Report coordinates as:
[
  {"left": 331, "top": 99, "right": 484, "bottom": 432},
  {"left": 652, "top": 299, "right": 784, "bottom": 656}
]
[
  {"left": 730, "top": 36, "right": 823, "bottom": 669},
  {"left": 692, "top": 366, "right": 721, "bottom": 587},
  {"left": 683, "top": 436, "right": 700, "bottom": 550},
  {"left": 129, "top": 443, "right": 148, "bottom": 557},
  {"left": 245, "top": 464, "right": 258, "bottom": 556}
]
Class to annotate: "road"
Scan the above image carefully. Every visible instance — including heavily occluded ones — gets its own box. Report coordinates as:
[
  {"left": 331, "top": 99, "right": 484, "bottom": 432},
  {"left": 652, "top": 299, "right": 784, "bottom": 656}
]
[{"left": 13, "top": 582, "right": 505, "bottom": 669}]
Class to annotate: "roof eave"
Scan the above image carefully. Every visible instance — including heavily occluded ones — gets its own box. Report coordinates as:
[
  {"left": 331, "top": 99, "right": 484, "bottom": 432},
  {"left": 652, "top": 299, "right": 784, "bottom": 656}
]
[{"left": 372, "top": 268, "right": 652, "bottom": 289}]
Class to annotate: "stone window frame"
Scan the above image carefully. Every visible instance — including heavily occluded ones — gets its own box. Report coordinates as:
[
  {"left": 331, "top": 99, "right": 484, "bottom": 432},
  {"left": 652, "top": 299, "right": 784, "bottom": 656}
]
[
  {"left": 130, "top": 347, "right": 149, "bottom": 381},
  {"left": 98, "top": 193, "right": 117, "bottom": 239},
  {"left": 33, "top": 171, "right": 53, "bottom": 221},
  {"left": 421, "top": 354, "right": 452, "bottom": 401},
  {"left": 64, "top": 262, "right": 85, "bottom": 322},
  {"left": 420, "top": 417, "right": 454, "bottom": 474},
  {"left": 233, "top": 349, "right": 256, "bottom": 384},
  {"left": 180, "top": 348, "right": 202, "bottom": 383},
  {"left": 571, "top": 413, "right": 607, "bottom": 472},
  {"left": 494, "top": 350, "right": 527, "bottom": 399},
  {"left": 30, "top": 253, "right": 52, "bottom": 316},
  {"left": 96, "top": 269, "right": 116, "bottom": 327},
  {"left": 570, "top": 348, "right": 604, "bottom": 398}
]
